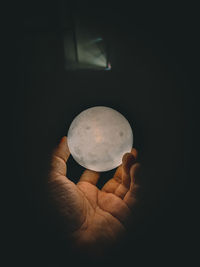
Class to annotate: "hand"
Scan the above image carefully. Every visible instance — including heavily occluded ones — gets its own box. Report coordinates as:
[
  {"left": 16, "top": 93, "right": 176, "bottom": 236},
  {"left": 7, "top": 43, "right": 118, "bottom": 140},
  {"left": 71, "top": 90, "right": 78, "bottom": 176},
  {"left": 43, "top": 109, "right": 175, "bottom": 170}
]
[{"left": 47, "top": 136, "right": 141, "bottom": 256}]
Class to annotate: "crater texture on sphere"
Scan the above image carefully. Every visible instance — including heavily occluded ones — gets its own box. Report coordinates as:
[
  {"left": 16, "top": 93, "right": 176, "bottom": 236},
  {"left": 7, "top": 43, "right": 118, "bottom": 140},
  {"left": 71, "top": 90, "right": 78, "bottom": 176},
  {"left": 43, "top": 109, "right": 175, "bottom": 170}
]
[{"left": 67, "top": 106, "right": 133, "bottom": 172}]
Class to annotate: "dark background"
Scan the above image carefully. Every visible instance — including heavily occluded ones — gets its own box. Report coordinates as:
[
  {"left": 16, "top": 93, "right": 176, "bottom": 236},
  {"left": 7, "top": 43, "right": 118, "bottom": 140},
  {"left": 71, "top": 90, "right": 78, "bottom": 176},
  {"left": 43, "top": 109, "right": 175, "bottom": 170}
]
[{"left": 9, "top": 0, "right": 198, "bottom": 266}]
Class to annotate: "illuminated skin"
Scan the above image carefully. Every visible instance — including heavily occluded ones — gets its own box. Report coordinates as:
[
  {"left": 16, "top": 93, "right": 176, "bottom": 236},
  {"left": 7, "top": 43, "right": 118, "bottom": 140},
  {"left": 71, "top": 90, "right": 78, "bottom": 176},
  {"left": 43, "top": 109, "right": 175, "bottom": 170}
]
[{"left": 48, "top": 136, "right": 141, "bottom": 256}]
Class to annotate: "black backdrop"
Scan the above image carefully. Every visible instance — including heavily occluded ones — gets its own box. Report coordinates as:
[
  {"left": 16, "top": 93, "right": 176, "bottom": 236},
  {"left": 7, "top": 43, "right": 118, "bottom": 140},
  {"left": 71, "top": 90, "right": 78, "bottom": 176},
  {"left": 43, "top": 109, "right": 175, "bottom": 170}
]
[{"left": 10, "top": 0, "right": 198, "bottom": 266}]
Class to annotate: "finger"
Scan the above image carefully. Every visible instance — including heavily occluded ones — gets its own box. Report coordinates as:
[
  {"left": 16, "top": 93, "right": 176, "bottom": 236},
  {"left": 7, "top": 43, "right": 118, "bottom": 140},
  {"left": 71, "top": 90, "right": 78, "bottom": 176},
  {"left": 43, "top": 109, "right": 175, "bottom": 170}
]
[
  {"left": 101, "top": 178, "right": 119, "bottom": 193},
  {"left": 123, "top": 163, "right": 141, "bottom": 209},
  {"left": 113, "top": 148, "right": 138, "bottom": 182},
  {"left": 101, "top": 148, "right": 138, "bottom": 194},
  {"left": 50, "top": 136, "right": 70, "bottom": 178},
  {"left": 129, "top": 163, "right": 141, "bottom": 192},
  {"left": 113, "top": 151, "right": 137, "bottom": 198},
  {"left": 78, "top": 169, "right": 100, "bottom": 185},
  {"left": 130, "top": 148, "right": 138, "bottom": 159},
  {"left": 122, "top": 152, "right": 136, "bottom": 188}
]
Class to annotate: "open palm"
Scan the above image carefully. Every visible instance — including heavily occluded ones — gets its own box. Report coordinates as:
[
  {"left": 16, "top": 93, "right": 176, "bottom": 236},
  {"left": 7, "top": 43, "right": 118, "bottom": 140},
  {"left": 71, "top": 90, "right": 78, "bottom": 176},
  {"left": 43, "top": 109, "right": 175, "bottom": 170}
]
[{"left": 48, "top": 136, "right": 141, "bottom": 255}]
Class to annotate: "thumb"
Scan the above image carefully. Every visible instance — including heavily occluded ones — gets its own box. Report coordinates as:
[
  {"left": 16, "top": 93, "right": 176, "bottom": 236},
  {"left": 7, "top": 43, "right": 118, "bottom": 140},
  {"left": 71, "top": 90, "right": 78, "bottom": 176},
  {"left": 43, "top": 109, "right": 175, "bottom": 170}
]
[{"left": 49, "top": 136, "right": 70, "bottom": 179}]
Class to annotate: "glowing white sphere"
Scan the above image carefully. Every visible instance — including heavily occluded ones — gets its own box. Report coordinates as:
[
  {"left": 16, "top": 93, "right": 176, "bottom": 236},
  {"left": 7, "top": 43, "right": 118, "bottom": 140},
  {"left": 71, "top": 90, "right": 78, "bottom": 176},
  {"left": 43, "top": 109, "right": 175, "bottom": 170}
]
[{"left": 67, "top": 106, "right": 133, "bottom": 172}]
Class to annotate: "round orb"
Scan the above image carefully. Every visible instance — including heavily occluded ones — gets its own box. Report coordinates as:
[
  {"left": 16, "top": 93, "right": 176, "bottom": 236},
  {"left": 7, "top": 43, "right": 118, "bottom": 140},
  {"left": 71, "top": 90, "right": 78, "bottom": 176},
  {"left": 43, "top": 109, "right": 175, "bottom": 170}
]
[{"left": 67, "top": 106, "right": 133, "bottom": 172}]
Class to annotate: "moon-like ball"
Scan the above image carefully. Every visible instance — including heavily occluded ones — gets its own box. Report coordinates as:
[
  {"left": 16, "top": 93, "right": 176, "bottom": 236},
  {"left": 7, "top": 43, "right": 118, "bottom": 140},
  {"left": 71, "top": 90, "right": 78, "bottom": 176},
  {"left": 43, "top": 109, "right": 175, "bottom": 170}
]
[{"left": 67, "top": 106, "right": 133, "bottom": 172}]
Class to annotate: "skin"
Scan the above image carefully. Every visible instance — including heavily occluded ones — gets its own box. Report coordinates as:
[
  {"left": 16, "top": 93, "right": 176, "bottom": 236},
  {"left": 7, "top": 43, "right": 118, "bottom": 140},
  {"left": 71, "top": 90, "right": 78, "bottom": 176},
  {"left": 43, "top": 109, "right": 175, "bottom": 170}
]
[{"left": 47, "top": 136, "right": 141, "bottom": 257}]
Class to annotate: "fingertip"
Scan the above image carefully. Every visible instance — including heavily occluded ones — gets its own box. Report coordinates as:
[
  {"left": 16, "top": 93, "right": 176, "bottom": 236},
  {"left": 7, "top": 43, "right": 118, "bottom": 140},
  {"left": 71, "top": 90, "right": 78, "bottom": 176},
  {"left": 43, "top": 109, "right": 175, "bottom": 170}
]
[
  {"left": 54, "top": 136, "right": 70, "bottom": 162},
  {"left": 87, "top": 169, "right": 100, "bottom": 176},
  {"left": 62, "top": 136, "right": 70, "bottom": 151},
  {"left": 131, "top": 148, "right": 138, "bottom": 159},
  {"left": 122, "top": 153, "right": 131, "bottom": 164},
  {"left": 122, "top": 153, "right": 136, "bottom": 168},
  {"left": 79, "top": 169, "right": 100, "bottom": 185},
  {"left": 60, "top": 136, "right": 67, "bottom": 144},
  {"left": 123, "top": 152, "right": 136, "bottom": 162}
]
